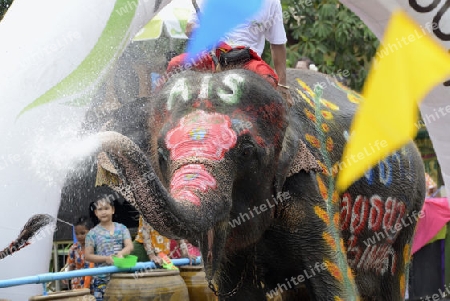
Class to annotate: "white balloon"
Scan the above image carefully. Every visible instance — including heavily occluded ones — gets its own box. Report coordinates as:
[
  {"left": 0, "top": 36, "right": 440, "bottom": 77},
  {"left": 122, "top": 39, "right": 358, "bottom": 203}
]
[{"left": 0, "top": 0, "right": 169, "bottom": 300}]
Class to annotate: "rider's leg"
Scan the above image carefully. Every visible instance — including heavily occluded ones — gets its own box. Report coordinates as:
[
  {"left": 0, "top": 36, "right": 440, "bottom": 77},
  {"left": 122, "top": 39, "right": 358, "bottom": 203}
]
[
  {"left": 166, "top": 53, "right": 215, "bottom": 73},
  {"left": 242, "top": 59, "right": 279, "bottom": 89}
]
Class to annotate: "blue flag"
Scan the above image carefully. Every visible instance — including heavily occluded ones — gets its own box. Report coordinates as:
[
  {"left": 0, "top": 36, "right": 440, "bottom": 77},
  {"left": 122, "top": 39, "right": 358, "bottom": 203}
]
[{"left": 187, "top": 0, "right": 263, "bottom": 59}]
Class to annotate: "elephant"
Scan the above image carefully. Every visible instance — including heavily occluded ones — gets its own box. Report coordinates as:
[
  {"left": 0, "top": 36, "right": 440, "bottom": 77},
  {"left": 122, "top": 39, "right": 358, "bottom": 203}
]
[{"left": 96, "top": 68, "right": 426, "bottom": 300}]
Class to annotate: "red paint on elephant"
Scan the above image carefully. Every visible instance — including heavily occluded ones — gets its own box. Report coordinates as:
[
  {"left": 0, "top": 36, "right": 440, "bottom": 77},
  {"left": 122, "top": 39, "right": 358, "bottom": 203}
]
[
  {"left": 166, "top": 110, "right": 237, "bottom": 161},
  {"left": 341, "top": 194, "right": 407, "bottom": 275},
  {"left": 171, "top": 164, "right": 217, "bottom": 206}
]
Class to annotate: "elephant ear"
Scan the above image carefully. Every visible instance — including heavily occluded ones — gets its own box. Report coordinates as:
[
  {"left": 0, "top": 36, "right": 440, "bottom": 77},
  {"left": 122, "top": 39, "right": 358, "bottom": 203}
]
[
  {"left": 276, "top": 115, "right": 323, "bottom": 193},
  {"left": 96, "top": 151, "right": 138, "bottom": 209},
  {"left": 287, "top": 139, "right": 322, "bottom": 177}
]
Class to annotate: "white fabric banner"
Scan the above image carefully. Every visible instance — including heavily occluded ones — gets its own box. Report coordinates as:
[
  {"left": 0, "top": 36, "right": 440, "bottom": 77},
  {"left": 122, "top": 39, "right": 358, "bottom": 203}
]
[
  {"left": 341, "top": 0, "right": 450, "bottom": 199},
  {"left": 0, "top": 0, "right": 169, "bottom": 299}
]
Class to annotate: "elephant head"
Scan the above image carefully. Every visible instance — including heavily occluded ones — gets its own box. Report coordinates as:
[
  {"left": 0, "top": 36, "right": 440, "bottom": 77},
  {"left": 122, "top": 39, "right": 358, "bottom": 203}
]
[{"left": 97, "top": 69, "right": 320, "bottom": 281}]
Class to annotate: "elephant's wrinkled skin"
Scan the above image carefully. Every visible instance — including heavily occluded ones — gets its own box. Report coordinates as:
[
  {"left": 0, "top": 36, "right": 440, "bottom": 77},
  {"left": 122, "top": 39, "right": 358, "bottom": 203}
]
[{"left": 97, "top": 69, "right": 425, "bottom": 300}]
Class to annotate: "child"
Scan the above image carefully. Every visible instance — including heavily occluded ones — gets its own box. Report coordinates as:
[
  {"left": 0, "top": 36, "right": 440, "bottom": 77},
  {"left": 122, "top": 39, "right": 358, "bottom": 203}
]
[
  {"left": 85, "top": 198, "right": 133, "bottom": 301},
  {"left": 65, "top": 216, "right": 93, "bottom": 290}
]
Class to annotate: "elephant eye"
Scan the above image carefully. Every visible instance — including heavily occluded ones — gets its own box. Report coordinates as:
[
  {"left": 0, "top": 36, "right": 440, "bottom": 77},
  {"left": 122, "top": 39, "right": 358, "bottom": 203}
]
[
  {"left": 158, "top": 147, "right": 168, "bottom": 162},
  {"left": 240, "top": 144, "right": 255, "bottom": 158}
]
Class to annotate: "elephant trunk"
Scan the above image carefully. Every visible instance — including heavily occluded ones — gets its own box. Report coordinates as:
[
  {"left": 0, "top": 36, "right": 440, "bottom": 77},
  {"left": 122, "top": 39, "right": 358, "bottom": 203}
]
[{"left": 97, "top": 131, "right": 230, "bottom": 242}]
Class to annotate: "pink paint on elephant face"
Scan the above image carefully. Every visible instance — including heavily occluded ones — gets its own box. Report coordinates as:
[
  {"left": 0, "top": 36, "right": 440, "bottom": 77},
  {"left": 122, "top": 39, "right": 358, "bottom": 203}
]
[
  {"left": 165, "top": 110, "right": 237, "bottom": 161},
  {"left": 171, "top": 164, "right": 217, "bottom": 205}
]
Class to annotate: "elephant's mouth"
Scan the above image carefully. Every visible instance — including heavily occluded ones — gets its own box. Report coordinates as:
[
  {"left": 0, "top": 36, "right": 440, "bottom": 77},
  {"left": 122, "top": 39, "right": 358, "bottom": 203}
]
[{"left": 199, "top": 221, "right": 229, "bottom": 283}]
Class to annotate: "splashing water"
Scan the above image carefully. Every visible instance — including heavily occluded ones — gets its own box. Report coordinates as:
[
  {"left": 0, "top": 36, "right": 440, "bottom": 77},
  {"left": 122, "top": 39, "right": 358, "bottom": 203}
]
[{"left": 28, "top": 127, "right": 101, "bottom": 187}]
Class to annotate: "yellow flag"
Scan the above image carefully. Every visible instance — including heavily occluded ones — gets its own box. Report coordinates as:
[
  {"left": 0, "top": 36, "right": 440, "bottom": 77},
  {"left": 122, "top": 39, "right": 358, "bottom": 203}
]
[{"left": 336, "top": 10, "right": 450, "bottom": 191}]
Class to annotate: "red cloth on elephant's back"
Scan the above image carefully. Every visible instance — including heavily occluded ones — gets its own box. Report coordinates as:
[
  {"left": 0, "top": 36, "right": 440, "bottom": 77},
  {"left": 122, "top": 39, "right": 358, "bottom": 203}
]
[{"left": 166, "top": 43, "right": 278, "bottom": 88}]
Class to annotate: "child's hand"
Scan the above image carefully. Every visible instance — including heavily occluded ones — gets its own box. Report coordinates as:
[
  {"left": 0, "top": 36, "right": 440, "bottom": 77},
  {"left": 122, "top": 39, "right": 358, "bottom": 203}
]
[
  {"left": 105, "top": 256, "right": 114, "bottom": 265},
  {"left": 149, "top": 254, "right": 163, "bottom": 266},
  {"left": 115, "top": 252, "right": 124, "bottom": 258}
]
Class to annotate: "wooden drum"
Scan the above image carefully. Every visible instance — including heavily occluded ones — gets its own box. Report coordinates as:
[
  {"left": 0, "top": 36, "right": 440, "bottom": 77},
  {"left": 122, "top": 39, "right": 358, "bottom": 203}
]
[
  {"left": 29, "top": 288, "right": 95, "bottom": 301},
  {"left": 179, "top": 265, "right": 216, "bottom": 301},
  {"left": 104, "top": 269, "right": 189, "bottom": 301}
]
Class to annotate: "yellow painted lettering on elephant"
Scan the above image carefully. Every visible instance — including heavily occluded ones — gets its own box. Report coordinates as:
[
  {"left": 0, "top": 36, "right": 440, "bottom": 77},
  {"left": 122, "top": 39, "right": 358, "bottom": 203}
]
[
  {"left": 217, "top": 74, "right": 245, "bottom": 104},
  {"left": 167, "top": 78, "right": 189, "bottom": 110}
]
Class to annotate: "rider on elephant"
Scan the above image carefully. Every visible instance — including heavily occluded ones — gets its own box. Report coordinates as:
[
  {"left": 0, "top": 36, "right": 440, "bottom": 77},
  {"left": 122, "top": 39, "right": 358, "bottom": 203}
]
[{"left": 167, "top": 0, "right": 289, "bottom": 98}]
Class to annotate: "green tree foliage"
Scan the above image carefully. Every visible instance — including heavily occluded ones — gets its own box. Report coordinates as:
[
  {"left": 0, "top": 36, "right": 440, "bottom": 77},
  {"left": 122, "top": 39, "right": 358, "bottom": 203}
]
[
  {"left": 264, "top": 0, "right": 379, "bottom": 91},
  {"left": 0, "top": 0, "right": 13, "bottom": 22}
]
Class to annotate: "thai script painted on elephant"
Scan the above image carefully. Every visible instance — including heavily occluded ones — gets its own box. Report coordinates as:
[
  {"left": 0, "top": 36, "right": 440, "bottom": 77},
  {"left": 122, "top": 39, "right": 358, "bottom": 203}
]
[
  {"left": 228, "top": 192, "right": 291, "bottom": 228},
  {"left": 341, "top": 193, "right": 407, "bottom": 275},
  {"left": 354, "top": 243, "right": 397, "bottom": 275},
  {"left": 166, "top": 74, "right": 245, "bottom": 110},
  {"left": 363, "top": 148, "right": 414, "bottom": 187},
  {"left": 363, "top": 210, "right": 424, "bottom": 247}
]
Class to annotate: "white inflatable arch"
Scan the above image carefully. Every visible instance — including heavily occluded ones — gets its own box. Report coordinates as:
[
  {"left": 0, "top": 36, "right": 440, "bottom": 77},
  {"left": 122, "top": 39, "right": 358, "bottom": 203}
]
[{"left": 0, "top": 1, "right": 449, "bottom": 300}]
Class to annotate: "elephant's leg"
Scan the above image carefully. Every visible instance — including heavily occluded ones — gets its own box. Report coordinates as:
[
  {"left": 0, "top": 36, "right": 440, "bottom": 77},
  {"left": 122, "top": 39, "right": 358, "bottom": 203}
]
[
  {"left": 278, "top": 172, "right": 359, "bottom": 301},
  {"left": 353, "top": 213, "right": 419, "bottom": 301},
  {"left": 294, "top": 210, "right": 358, "bottom": 300}
]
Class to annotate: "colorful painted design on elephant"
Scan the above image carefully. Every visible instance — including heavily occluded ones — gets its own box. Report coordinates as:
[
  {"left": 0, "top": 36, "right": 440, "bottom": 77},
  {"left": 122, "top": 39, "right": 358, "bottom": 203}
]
[
  {"left": 295, "top": 79, "right": 358, "bottom": 297},
  {"left": 400, "top": 243, "right": 411, "bottom": 297},
  {"left": 332, "top": 80, "right": 362, "bottom": 104},
  {"left": 296, "top": 78, "right": 337, "bottom": 122},
  {"left": 165, "top": 110, "right": 237, "bottom": 161},
  {"left": 340, "top": 193, "right": 410, "bottom": 275},
  {"left": 165, "top": 110, "right": 237, "bottom": 205},
  {"left": 170, "top": 164, "right": 217, "bottom": 206}
]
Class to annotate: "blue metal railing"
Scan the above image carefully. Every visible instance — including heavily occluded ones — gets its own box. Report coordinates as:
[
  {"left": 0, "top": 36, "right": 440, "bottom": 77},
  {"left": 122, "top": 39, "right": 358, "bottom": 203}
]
[{"left": 0, "top": 257, "right": 202, "bottom": 289}]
